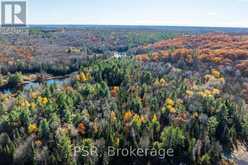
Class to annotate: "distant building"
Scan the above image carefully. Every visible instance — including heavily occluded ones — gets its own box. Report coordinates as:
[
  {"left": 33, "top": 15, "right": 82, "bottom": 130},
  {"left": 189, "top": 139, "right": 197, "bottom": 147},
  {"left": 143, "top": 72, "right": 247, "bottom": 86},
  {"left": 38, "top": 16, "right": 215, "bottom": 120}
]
[{"left": 113, "top": 52, "right": 127, "bottom": 58}]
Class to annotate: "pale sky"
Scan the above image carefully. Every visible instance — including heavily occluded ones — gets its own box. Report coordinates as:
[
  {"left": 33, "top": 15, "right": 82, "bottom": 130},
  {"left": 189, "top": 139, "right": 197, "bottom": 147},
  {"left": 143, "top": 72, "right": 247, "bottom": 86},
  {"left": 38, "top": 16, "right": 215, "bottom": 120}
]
[{"left": 25, "top": 0, "right": 248, "bottom": 27}]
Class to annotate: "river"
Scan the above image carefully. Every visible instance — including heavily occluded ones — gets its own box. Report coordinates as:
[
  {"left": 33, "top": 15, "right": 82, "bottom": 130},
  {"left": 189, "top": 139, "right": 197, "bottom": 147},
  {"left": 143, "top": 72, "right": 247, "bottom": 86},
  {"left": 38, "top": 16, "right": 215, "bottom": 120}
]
[{"left": 0, "top": 78, "right": 70, "bottom": 94}]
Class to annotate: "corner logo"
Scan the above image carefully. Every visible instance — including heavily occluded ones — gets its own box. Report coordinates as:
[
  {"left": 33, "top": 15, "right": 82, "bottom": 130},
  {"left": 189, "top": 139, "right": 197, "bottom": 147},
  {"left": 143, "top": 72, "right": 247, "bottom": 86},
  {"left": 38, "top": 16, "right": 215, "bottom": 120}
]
[{"left": 1, "top": 1, "right": 26, "bottom": 27}]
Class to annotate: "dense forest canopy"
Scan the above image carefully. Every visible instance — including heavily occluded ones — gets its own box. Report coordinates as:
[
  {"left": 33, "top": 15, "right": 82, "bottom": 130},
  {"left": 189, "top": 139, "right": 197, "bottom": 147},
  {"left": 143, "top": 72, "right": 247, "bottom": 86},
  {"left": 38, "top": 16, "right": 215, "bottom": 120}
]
[{"left": 1, "top": 28, "right": 248, "bottom": 165}]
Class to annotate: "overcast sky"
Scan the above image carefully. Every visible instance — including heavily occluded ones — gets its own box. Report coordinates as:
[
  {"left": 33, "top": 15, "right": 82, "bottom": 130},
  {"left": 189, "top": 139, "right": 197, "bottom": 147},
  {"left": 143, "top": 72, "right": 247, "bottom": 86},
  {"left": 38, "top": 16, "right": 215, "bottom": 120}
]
[{"left": 26, "top": 0, "right": 248, "bottom": 27}]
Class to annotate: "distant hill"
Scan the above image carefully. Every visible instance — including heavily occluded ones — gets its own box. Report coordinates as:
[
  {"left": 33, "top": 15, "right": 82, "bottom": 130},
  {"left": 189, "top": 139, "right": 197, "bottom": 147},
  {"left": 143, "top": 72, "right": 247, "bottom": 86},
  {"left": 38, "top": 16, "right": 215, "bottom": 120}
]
[{"left": 29, "top": 25, "right": 248, "bottom": 34}]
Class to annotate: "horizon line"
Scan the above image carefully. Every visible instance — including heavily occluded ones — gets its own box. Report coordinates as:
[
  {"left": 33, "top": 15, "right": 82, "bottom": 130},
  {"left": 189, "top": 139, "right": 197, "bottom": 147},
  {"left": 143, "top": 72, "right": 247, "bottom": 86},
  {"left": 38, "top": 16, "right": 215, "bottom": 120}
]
[{"left": 26, "top": 24, "right": 248, "bottom": 29}]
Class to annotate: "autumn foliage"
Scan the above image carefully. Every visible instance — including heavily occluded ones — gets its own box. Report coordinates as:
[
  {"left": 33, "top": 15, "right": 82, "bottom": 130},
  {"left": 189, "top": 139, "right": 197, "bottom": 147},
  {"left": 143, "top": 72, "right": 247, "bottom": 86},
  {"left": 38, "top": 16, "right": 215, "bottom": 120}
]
[{"left": 135, "top": 33, "right": 248, "bottom": 74}]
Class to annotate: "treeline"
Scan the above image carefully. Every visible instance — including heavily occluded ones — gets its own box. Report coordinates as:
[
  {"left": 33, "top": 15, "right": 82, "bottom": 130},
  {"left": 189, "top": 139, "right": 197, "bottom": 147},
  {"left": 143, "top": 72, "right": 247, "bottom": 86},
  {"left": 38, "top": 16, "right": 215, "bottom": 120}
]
[{"left": 0, "top": 55, "right": 110, "bottom": 76}]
